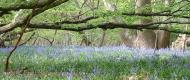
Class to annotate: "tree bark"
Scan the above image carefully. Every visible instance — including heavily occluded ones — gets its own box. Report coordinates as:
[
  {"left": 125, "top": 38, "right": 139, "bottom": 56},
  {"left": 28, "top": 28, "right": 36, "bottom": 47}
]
[
  {"left": 134, "top": 0, "right": 156, "bottom": 48},
  {"left": 79, "top": 31, "right": 91, "bottom": 46},
  {"left": 157, "top": 30, "right": 170, "bottom": 48},
  {"left": 99, "top": 29, "right": 106, "bottom": 47},
  {"left": 120, "top": 0, "right": 137, "bottom": 47},
  {"left": 0, "top": 39, "right": 5, "bottom": 48},
  {"left": 120, "top": 29, "right": 136, "bottom": 47},
  {"left": 121, "top": 0, "right": 172, "bottom": 49},
  {"left": 157, "top": 0, "right": 172, "bottom": 49},
  {"left": 121, "top": 0, "right": 156, "bottom": 48}
]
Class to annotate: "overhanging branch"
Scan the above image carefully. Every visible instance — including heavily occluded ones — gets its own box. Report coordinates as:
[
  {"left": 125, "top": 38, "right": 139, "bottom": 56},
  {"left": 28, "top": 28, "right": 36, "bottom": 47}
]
[
  {"left": 27, "top": 21, "right": 190, "bottom": 34},
  {"left": 0, "top": 0, "right": 69, "bottom": 33},
  {"left": 123, "top": 12, "right": 190, "bottom": 19},
  {"left": 55, "top": 16, "right": 98, "bottom": 24},
  {"left": 0, "top": 0, "right": 56, "bottom": 12}
]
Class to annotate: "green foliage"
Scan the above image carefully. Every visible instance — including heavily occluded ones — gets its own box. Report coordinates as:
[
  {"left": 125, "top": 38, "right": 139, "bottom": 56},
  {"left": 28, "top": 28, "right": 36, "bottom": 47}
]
[
  {"left": 2, "top": 0, "right": 190, "bottom": 79},
  {"left": 1, "top": 50, "right": 190, "bottom": 79}
]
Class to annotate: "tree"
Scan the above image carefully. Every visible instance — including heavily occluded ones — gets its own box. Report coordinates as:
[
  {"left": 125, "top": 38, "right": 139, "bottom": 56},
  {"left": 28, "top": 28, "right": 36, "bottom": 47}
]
[
  {"left": 156, "top": 0, "right": 172, "bottom": 49},
  {"left": 122, "top": 0, "right": 156, "bottom": 48},
  {"left": 1, "top": 0, "right": 190, "bottom": 72}
]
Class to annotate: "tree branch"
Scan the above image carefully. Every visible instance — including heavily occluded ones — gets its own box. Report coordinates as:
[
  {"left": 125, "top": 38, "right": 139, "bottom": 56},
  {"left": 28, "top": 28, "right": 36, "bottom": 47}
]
[
  {"left": 55, "top": 16, "right": 98, "bottom": 24},
  {"left": 27, "top": 21, "right": 190, "bottom": 34},
  {"left": 123, "top": 12, "right": 190, "bottom": 19},
  {"left": 0, "top": 0, "right": 56, "bottom": 12},
  {"left": 0, "top": 11, "right": 10, "bottom": 17},
  {"left": 0, "top": 0, "right": 69, "bottom": 33},
  {"left": 19, "top": 32, "right": 35, "bottom": 46}
]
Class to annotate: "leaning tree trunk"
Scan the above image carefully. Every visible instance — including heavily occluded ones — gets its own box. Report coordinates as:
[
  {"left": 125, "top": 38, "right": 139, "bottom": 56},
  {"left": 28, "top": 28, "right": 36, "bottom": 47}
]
[{"left": 134, "top": 0, "right": 156, "bottom": 48}]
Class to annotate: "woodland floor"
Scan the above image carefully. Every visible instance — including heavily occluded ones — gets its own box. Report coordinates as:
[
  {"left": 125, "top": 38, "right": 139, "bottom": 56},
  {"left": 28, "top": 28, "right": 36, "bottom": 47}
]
[{"left": 0, "top": 46, "right": 190, "bottom": 80}]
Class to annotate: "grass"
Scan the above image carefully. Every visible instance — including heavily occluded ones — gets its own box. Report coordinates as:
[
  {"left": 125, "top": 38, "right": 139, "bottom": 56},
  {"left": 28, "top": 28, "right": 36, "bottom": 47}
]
[{"left": 0, "top": 46, "right": 190, "bottom": 80}]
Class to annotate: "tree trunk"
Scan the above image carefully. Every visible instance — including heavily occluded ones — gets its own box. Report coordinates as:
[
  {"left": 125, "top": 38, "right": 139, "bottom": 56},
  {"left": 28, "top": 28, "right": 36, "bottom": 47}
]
[
  {"left": 120, "top": 29, "right": 137, "bottom": 47},
  {"left": 121, "top": 0, "right": 171, "bottom": 49},
  {"left": 135, "top": 30, "right": 156, "bottom": 48},
  {"left": 0, "top": 39, "right": 5, "bottom": 48},
  {"left": 157, "top": 0, "right": 171, "bottom": 49},
  {"left": 79, "top": 31, "right": 91, "bottom": 46},
  {"left": 134, "top": 0, "right": 156, "bottom": 48},
  {"left": 120, "top": 0, "right": 137, "bottom": 47},
  {"left": 99, "top": 29, "right": 106, "bottom": 47},
  {"left": 121, "top": 0, "right": 155, "bottom": 48},
  {"left": 157, "top": 31, "right": 170, "bottom": 48}
]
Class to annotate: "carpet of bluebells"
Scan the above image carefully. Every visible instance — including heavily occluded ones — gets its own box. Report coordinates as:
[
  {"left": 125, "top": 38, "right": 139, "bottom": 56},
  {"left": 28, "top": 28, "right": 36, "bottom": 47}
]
[{"left": 0, "top": 45, "right": 190, "bottom": 79}]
